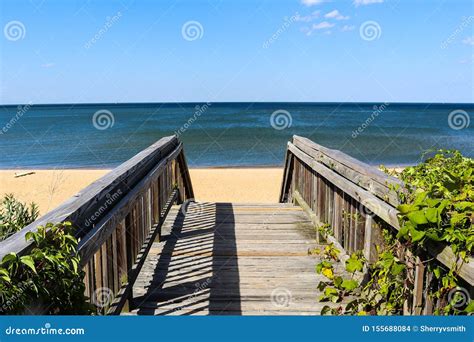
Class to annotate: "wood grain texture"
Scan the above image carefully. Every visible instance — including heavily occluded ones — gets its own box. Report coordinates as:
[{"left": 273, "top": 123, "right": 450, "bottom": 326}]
[
  {"left": 126, "top": 202, "right": 352, "bottom": 315},
  {"left": 0, "top": 135, "right": 180, "bottom": 259},
  {"left": 282, "top": 138, "right": 473, "bottom": 288}
]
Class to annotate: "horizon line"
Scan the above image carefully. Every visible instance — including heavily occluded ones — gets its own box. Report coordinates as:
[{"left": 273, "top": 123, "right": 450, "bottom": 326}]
[{"left": 1, "top": 100, "right": 473, "bottom": 107}]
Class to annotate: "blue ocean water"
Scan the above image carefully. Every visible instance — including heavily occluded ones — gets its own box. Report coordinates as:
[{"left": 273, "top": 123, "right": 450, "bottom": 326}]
[{"left": 0, "top": 102, "right": 472, "bottom": 168}]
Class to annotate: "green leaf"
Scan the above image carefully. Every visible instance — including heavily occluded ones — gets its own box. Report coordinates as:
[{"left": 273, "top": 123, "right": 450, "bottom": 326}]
[
  {"left": 465, "top": 300, "right": 474, "bottom": 313},
  {"left": 391, "top": 263, "right": 405, "bottom": 276},
  {"left": 396, "top": 224, "right": 409, "bottom": 239},
  {"left": 407, "top": 211, "right": 428, "bottom": 225},
  {"left": 0, "top": 268, "right": 11, "bottom": 282},
  {"left": 317, "top": 281, "right": 328, "bottom": 291},
  {"left": 2, "top": 252, "right": 17, "bottom": 264},
  {"left": 425, "top": 231, "right": 444, "bottom": 242},
  {"left": 450, "top": 213, "right": 467, "bottom": 226},
  {"left": 323, "top": 287, "right": 340, "bottom": 303},
  {"left": 346, "top": 255, "right": 364, "bottom": 273},
  {"left": 20, "top": 256, "right": 36, "bottom": 273},
  {"left": 341, "top": 279, "right": 358, "bottom": 291},
  {"left": 71, "top": 258, "right": 78, "bottom": 274},
  {"left": 315, "top": 261, "right": 333, "bottom": 274},
  {"left": 330, "top": 276, "right": 341, "bottom": 288},
  {"left": 409, "top": 226, "right": 425, "bottom": 243},
  {"left": 424, "top": 207, "right": 438, "bottom": 223},
  {"left": 432, "top": 267, "right": 441, "bottom": 279},
  {"left": 321, "top": 305, "right": 333, "bottom": 315},
  {"left": 398, "top": 204, "right": 415, "bottom": 214}
]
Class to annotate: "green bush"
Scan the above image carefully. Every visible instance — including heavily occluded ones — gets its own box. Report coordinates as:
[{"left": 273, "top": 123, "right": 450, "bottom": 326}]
[
  {"left": 320, "top": 150, "right": 473, "bottom": 315},
  {"left": 0, "top": 194, "right": 39, "bottom": 241},
  {"left": 0, "top": 222, "right": 92, "bottom": 314}
]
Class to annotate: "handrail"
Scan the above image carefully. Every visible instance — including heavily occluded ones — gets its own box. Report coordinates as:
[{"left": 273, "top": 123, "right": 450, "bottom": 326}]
[
  {"left": 0, "top": 135, "right": 194, "bottom": 314},
  {"left": 280, "top": 135, "right": 473, "bottom": 314}
]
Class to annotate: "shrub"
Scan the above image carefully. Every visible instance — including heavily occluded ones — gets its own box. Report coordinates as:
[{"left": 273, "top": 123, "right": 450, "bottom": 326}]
[
  {"left": 0, "top": 222, "right": 92, "bottom": 314},
  {"left": 0, "top": 194, "right": 39, "bottom": 241}
]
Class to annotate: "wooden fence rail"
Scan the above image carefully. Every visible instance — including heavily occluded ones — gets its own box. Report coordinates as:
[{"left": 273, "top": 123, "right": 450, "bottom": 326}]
[
  {"left": 280, "top": 135, "right": 473, "bottom": 315},
  {"left": 0, "top": 135, "right": 194, "bottom": 314}
]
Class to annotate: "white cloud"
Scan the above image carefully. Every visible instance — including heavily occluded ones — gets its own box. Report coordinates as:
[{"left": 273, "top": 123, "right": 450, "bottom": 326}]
[
  {"left": 341, "top": 25, "right": 355, "bottom": 32},
  {"left": 462, "top": 36, "right": 474, "bottom": 46},
  {"left": 41, "top": 63, "right": 55, "bottom": 68},
  {"left": 324, "top": 10, "right": 349, "bottom": 20},
  {"left": 353, "top": 0, "right": 383, "bottom": 6},
  {"left": 312, "top": 21, "right": 335, "bottom": 30},
  {"left": 295, "top": 11, "right": 320, "bottom": 22},
  {"left": 301, "top": 0, "right": 327, "bottom": 6}
]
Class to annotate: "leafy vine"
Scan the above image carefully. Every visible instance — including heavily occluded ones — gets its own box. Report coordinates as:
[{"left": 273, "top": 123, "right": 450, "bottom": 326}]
[{"left": 318, "top": 150, "right": 473, "bottom": 315}]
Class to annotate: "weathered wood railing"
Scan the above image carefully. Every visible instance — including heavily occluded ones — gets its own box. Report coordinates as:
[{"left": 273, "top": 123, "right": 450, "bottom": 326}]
[
  {"left": 0, "top": 135, "right": 194, "bottom": 314},
  {"left": 280, "top": 135, "right": 473, "bottom": 315}
]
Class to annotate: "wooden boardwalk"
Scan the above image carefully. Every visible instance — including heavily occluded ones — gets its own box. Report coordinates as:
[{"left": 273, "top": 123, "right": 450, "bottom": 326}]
[
  {"left": 127, "top": 202, "right": 348, "bottom": 315},
  {"left": 3, "top": 135, "right": 470, "bottom": 315}
]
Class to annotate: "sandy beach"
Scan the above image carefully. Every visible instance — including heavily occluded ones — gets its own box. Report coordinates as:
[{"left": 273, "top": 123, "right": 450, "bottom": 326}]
[{"left": 0, "top": 168, "right": 284, "bottom": 216}]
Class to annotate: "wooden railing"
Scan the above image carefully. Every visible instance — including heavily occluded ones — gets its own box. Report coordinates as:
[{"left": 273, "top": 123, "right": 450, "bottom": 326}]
[
  {"left": 0, "top": 135, "right": 194, "bottom": 314},
  {"left": 280, "top": 135, "right": 473, "bottom": 315}
]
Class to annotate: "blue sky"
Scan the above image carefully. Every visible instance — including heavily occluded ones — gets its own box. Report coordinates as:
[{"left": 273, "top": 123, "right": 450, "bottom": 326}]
[{"left": 0, "top": 0, "right": 473, "bottom": 104}]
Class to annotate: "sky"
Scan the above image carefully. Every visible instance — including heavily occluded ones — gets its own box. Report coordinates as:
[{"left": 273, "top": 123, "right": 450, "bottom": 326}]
[{"left": 0, "top": 0, "right": 473, "bottom": 104}]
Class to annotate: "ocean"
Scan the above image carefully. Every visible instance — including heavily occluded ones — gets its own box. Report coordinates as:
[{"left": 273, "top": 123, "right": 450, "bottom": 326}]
[{"left": 0, "top": 102, "right": 472, "bottom": 169}]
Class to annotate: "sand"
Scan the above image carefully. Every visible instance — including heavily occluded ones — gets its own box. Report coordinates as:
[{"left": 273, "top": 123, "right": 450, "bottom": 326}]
[{"left": 0, "top": 168, "right": 284, "bottom": 216}]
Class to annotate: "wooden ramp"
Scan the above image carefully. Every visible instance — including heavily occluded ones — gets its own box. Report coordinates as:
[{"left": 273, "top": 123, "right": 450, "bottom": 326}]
[{"left": 126, "top": 202, "right": 348, "bottom": 315}]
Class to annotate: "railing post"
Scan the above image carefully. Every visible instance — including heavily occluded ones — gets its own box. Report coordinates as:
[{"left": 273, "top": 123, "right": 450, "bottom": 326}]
[
  {"left": 363, "top": 215, "right": 374, "bottom": 263},
  {"left": 280, "top": 145, "right": 294, "bottom": 203}
]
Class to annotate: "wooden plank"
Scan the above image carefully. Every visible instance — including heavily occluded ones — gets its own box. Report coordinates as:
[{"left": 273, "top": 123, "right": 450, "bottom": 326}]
[
  {"left": 363, "top": 215, "right": 374, "bottom": 263},
  {"left": 279, "top": 148, "right": 293, "bottom": 202},
  {"left": 176, "top": 150, "right": 194, "bottom": 200},
  {"left": 128, "top": 201, "right": 355, "bottom": 316},
  {"left": 116, "top": 220, "right": 128, "bottom": 286},
  {"left": 111, "top": 229, "right": 119, "bottom": 293},
  {"left": 413, "top": 256, "right": 425, "bottom": 315},
  {"left": 333, "top": 188, "right": 343, "bottom": 243}
]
